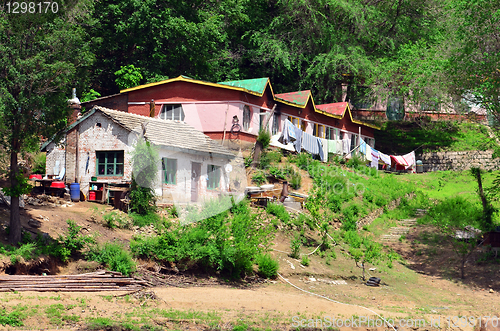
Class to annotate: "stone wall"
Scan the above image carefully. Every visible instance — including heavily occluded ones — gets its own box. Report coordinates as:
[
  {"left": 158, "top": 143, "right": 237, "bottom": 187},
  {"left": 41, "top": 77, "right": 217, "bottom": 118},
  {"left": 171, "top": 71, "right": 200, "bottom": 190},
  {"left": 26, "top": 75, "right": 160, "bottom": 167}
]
[{"left": 416, "top": 150, "right": 500, "bottom": 172}]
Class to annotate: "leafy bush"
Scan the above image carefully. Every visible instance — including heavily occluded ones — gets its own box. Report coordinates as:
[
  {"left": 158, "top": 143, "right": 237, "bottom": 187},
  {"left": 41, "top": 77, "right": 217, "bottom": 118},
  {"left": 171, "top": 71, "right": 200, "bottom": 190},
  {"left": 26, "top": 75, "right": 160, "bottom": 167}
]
[
  {"left": 290, "top": 234, "right": 302, "bottom": 259},
  {"left": 256, "top": 130, "right": 271, "bottom": 150},
  {"left": 301, "top": 255, "right": 310, "bottom": 266},
  {"left": 87, "top": 242, "right": 136, "bottom": 276},
  {"left": 129, "top": 179, "right": 157, "bottom": 215},
  {"left": 266, "top": 150, "right": 282, "bottom": 163},
  {"left": 251, "top": 171, "right": 266, "bottom": 185},
  {"left": 266, "top": 203, "right": 290, "bottom": 223},
  {"left": 129, "top": 212, "right": 163, "bottom": 228},
  {"left": 103, "top": 211, "right": 132, "bottom": 229},
  {"left": 256, "top": 254, "right": 279, "bottom": 279},
  {"left": 52, "top": 220, "right": 94, "bottom": 262},
  {"left": 292, "top": 153, "right": 313, "bottom": 170},
  {"left": 268, "top": 166, "right": 287, "bottom": 180},
  {"left": 131, "top": 200, "right": 274, "bottom": 279}
]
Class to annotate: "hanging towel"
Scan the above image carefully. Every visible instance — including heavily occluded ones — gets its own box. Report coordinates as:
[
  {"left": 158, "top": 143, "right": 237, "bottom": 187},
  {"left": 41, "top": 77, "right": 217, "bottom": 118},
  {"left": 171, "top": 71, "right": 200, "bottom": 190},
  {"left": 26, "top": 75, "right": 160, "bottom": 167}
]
[
  {"left": 342, "top": 136, "right": 350, "bottom": 154},
  {"left": 370, "top": 148, "right": 379, "bottom": 169},
  {"left": 402, "top": 151, "right": 416, "bottom": 171},
  {"left": 293, "top": 125, "right": 302, "bottom": 153},
  {"left": 366, "top": 144, "right": 372, "bottom": 162},
  {"left": 359, "top": 138, "right": 367, "bottom": 155},
  {"left": 336, "top": 139, "right": 343, "bottom": 154},
  {"left": 278, "top": 119, "right": 296, "bottom": 145},
  {"left": 378, "top": 152, "right": 391, "bottom": 165},
  {"left": 302, "top": 132, "right": 320, "bottom": 156},
  {"left": 327, "top": 139, "right": 336, "bottom": 154},
  {"left": 320, "top": 138, "right": 328, "bottom": 162},
  {"left": 390, "top": 155, "right": 408, "bottom": 166}
]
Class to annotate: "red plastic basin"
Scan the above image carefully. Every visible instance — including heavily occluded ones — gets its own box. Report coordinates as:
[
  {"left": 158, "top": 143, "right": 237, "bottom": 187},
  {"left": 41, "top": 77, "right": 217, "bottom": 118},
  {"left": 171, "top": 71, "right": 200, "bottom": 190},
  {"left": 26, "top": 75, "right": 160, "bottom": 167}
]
[
  {"left": 29, "top": 174, "right": 42, "bottom": 180},
  {"left": 50, "top": 181, "right": 65, "bottom": 188}
]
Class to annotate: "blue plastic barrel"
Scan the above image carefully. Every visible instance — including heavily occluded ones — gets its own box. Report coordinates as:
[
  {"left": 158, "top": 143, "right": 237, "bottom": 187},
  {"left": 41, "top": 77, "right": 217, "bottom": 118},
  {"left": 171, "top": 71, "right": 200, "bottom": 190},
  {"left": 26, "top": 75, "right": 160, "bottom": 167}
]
[{"left": 70, "top": 183, "right": 80, "bottom": 202}]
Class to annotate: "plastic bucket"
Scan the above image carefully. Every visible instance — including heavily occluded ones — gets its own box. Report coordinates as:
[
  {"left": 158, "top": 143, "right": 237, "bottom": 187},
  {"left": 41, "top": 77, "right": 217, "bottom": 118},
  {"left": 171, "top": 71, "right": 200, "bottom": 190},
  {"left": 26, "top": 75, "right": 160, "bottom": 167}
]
[
  {"left": 89, "top": 191, "right": 96, "bottom": 201},
  {"left": 70, "top": 183, "right": 80, "bottom": 202}
]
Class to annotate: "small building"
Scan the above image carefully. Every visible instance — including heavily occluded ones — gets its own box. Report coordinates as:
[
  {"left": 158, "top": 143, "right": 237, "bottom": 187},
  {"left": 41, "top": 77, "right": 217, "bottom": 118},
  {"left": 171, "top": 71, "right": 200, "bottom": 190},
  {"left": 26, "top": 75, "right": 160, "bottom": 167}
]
[
  {"left": 41, "top": 106, "right": 238, "bottom": 204},
  {"left": 81, "top": 76, "right": 379, "bottom": 150}
]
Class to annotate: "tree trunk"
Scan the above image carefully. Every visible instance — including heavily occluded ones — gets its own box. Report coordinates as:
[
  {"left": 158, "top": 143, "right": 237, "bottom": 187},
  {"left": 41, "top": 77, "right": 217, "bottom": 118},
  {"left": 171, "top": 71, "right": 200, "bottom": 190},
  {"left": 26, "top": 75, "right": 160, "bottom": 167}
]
[
  {"left": 252, "top": 140, "right": 263, "bottom": 168},
  {"left": 8, "top": 150, "right": 22, "bottom": 244}
]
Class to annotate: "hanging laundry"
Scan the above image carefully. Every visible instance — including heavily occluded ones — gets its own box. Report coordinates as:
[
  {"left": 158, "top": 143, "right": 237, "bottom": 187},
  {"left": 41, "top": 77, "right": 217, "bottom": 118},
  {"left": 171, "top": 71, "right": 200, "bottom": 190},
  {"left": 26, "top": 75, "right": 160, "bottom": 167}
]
[
  {"left": 359, "top": 138, "right": 367, "bottom": 155},
  {"left": 327, "top": 139, "right": 337, "bottom": 154},
  {"left": 378, "top": 152, "right": 391, "bottom": 165},
  {"left": 366, "top": 144, "right": 372, "bottom": 162},
  {"left": 402, "top": 151, "right": 416, "bottom": 171},
  {"left": 370, "top": 148, "right": 379, "bottom": 169},
  {"left": 293, "top": 125, "right": 302, "bottom": 153},
  {"left": 336, "top": 139, "right": 343, "bottom": 155},
  {"left": 320, "top": 138, "right": 328, "bottom": 162},
  {"left": 278, "top": 119, "right": 296, "bottom": 145},
  {"left": 302, "top": 131, "right": 320, "bottom": 156}
]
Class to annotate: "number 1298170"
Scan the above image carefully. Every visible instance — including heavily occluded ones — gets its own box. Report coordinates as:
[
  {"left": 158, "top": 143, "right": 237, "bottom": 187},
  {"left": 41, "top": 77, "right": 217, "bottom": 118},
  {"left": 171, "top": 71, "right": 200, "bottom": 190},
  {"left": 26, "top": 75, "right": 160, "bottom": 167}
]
[{"left": 5, "top": 2, "right": 59, "bottom": 14}]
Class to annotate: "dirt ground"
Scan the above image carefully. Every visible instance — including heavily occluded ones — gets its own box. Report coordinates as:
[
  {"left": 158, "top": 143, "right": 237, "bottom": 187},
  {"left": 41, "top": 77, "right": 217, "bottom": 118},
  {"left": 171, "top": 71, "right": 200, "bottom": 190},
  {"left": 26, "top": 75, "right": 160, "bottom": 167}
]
[{"left": 0, "top": 198, "right": 499, "bottom": 330}]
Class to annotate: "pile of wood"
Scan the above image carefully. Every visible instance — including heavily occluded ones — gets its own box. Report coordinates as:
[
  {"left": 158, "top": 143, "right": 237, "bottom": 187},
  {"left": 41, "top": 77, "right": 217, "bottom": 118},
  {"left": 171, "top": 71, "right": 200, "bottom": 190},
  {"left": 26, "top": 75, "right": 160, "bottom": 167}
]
[{"left": 0, "top": 270, "right": 152, "bottom": 292}]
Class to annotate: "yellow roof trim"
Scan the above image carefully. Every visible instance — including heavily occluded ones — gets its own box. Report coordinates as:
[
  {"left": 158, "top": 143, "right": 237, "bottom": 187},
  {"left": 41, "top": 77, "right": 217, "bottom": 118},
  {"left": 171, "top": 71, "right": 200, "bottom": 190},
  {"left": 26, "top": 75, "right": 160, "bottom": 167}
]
[
  {"left": 120, "top": 75, "right": 271, "bottom": 97},
  {"left": 345, "top": 103, "right": 381, "bottom": 130}
]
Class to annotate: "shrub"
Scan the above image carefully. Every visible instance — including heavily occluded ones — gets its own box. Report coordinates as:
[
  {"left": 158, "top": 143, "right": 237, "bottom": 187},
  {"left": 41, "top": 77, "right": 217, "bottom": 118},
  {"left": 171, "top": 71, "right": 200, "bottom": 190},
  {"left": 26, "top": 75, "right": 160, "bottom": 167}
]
[
  {"left": 129, "top": 212, "right": 163, "bottom": 228},
  {"left": 256, "top": 130, "right": 271, "bottom": 150},
  {"left": 252, "top": 171, "right": 266, "bottom": 185},
  {"left": 266, "top": 203, "right": 290, "bottom": 223},
  {"left": 266, "top": 150, "right": 282, "bottom": 163},
  {"left": 52, "top": 220, "right": 94, "bottom": 262},
  {"left": 131, "top": 200, "right": 274, "bottom": 279},
  {"left": 256, "top": 254, "right": 279, "bottom": 279},
  {"left": 87, "top": 242, "right": 136, "bottom": 276},
  {"left": 129, "top": 179, "right": 157, "bottom": 215},
  {"left": 288, "top": 168, "right": 302, "bottom": 190},
  {"left": 290, "top": 233, "right": 302, "bottom": 259},
  {"left": 103, "top": 211, "right": 132, "bottom": 229},
  {"left": 301, "top": 255, "right": 310, "bottom": 266}
]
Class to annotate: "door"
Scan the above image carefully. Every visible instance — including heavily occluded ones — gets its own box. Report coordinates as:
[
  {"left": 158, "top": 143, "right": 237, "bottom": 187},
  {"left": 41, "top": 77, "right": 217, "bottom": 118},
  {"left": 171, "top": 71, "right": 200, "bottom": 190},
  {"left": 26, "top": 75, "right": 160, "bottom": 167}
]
[{"left": 191, "top": 162, "right": 201, "bottom": 202}]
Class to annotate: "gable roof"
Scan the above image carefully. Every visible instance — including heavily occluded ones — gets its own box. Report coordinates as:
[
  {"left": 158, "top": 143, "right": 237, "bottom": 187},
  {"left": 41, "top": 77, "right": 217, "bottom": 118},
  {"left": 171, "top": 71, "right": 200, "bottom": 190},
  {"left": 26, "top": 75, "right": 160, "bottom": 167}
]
[
  {"left": 275, "top": 90, "right": 312, "bottom": 107},
  {"left": 120, "top": 75, "right": 272, "bottom": 97},
  {"left": 217, "top": 77, "right": 270, "bottom": 95},
  {"left": 315, "top": 102, "right": 380, "bottom": 129},
  {"left": 43, "top": 106, "right": 236, "bottom": 158}
]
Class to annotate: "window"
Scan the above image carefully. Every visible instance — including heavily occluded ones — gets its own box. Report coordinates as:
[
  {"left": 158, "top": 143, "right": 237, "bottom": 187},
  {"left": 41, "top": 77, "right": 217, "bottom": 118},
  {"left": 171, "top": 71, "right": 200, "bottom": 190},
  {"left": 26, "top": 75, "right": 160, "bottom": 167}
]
[
  {"left": 325, "top": 127, "right": 338, "bottom": 140},
  {"left": 313, "top": 124, "right": 325, "bottom": 138},
  {"left": 272, "top": 113, "right": 280, "bottom": 135},
  {"left": 287, "top": 116, "right": 300, "bottom": 128},
  {"left": 162, "top": 158, "right": 177, "bottom": 184},
  {"left": 350, "top": 134, "right": 357, "bottom": 154},
  {"left": 96, "top": 151, "right": 124, "bottom": 176},
  {"left": 160, "top": 104, "right": 184, "bottom": 121},
  {"left": 243, "top": 105, "right": 251, "bottom": 131},
  {"left": 259, "top": 109, "right": 266, "bottom": 131},
  {"left": 207, "top": 164, "right": 221, "bottom": 189}
]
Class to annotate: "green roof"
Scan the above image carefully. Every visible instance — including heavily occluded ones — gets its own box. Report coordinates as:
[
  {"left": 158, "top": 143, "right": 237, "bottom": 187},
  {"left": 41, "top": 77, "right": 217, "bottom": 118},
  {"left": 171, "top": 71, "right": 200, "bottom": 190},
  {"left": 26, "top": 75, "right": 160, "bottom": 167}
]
[{"left": 218, "top": 77, "right": 269, "bottom": 95}]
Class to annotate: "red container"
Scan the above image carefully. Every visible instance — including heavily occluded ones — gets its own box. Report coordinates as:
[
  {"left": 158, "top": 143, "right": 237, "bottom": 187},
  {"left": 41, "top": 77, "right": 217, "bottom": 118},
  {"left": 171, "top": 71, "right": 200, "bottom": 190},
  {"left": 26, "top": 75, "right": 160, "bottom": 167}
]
[
  {"left": 50, "top": 181, "right": 65, "bottom": 188},
  {"left": 89, "top": 191, "right": 96, "bottom": 201},
  {"left": 29, "top": 174, "right": 42, "bottom": 180}
]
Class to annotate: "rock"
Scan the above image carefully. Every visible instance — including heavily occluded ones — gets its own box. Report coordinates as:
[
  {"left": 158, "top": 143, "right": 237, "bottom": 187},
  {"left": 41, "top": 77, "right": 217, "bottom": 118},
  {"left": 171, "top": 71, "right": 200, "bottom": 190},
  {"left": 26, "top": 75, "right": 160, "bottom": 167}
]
[
  {"left": 28, "top": 219, "right": 42, "bottom": 228},
  {"left": 490, "top": 289, "right": 495, "bottom": 293}
]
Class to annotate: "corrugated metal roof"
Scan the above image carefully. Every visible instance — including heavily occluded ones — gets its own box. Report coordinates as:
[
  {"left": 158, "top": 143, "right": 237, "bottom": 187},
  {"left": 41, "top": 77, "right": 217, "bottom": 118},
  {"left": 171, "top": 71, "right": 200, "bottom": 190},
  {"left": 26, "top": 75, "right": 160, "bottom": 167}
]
[
  {"left": 217, "top": 78, "right": 269, "bottom": 95},
  {"left": 94, "top": 106, "right": 235, "bottom": 158},
  {"left": 274, "top": 90, "right": 311, "bottom": 106},
  {"left": 316, "top": 102, "right": 348, "bottom": 116}
]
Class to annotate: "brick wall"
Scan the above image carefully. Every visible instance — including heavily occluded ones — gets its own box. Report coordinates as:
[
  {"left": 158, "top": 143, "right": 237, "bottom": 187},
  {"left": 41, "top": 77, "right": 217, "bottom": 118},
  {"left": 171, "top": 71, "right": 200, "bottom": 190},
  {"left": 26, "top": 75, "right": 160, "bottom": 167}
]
[{"left": 417, "top": 150, "right": 500, "bottom": 171}]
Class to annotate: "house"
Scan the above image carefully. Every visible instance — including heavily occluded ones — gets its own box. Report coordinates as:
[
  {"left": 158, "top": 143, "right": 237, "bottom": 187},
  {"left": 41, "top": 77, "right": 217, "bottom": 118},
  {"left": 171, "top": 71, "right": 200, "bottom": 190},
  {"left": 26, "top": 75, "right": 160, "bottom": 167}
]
[
  {"left": 81, "top": 76, "right": 379, "bottom": 151},
  {"left": 41, "top": 106, "right": 242, "bottom": 204}
]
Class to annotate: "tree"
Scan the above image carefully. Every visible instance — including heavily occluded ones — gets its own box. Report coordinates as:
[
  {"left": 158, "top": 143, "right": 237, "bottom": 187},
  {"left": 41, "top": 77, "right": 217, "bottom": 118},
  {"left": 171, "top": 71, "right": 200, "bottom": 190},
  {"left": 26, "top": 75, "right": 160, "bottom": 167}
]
[
  {"left": 426, "top": 196, "right": 482, "bottom": 279},
  {"left": 0, "top": 0, "right": 94, "bottom": 243}
]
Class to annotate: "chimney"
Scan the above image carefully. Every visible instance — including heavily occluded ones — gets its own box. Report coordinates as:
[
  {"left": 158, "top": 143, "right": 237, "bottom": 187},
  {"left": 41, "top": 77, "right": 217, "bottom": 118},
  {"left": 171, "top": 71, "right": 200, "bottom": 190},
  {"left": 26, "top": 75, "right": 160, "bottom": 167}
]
[
  {"left": 149, "top": 99, "right": 155, "bottom": 117},
  {"left": 67, "top": 88, "right": 82, "bottom": 124}
]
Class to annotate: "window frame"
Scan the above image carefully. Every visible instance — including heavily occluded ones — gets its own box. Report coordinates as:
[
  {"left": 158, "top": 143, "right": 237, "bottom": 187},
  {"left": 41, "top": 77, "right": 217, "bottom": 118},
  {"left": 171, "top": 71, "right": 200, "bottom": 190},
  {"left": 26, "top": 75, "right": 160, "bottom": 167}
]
[
  {"left": 207, "top": 164, "right": 221, "bottom": 190},
  {"left": 162, "top": 158, "right": 177, "bottom": 184},
  {"left": 325, "top": 127, "right": 338, "bottom": 140},
  {"left": 243, "top": 105, "right": 251, "bottom": 131},
  {"left": 159, "top": 104, "right": 185, "bottom": 121},
  {"left": 313, "top": 123, "right": 325, "bottom": 138},
  {"left": 96, "top": 151, "right": 124, "bottom": 176},
  {"left": 272, "top": 112, "right": 280, "bottom": 135}
]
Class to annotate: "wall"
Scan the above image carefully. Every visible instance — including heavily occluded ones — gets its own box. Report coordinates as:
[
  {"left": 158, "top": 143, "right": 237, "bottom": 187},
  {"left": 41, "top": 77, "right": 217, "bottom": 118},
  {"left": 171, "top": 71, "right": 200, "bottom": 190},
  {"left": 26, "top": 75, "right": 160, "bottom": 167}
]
[
  {"left": 352, "top": 110, "right": 487, "bottom": 123},
  {"left": 157, "top": 147, "right": 231, "bottom": 204},
  {"left": 417, "top": 150, "right": 500, "bottom": 172}
]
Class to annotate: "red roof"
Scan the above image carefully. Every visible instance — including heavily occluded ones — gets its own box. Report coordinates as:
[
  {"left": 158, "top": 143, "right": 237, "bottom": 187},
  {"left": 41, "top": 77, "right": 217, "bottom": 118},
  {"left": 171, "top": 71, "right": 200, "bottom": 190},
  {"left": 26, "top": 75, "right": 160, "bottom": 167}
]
[
  {"left": 274, "top": 90, "right": 311, "bottom": 106},
  {"left": 316, "top": 102, "right": 348, "bottom": 116}
]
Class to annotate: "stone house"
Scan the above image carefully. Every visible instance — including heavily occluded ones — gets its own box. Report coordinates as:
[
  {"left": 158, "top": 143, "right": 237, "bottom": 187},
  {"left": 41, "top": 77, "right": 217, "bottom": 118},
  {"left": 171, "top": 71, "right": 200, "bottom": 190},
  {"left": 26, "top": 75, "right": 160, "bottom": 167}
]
[{"left": 41, "top": 106, "right": 238, "bottom": 204}]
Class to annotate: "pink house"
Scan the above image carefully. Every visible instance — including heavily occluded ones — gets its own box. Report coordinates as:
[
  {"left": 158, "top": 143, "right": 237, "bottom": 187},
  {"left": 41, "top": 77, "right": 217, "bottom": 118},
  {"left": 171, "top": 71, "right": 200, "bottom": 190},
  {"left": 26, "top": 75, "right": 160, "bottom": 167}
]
[{"left": 81, "top": 76, "right": 379, "bottom": 148}]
